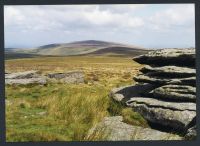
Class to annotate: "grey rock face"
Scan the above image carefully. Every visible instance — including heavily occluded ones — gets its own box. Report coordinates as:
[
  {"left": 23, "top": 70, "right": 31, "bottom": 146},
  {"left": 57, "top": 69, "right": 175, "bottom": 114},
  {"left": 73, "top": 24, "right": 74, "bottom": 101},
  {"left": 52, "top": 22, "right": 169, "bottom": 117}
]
[
  {"left": 110, "top": 83, "right": 156, "bottom": 102},
  {"left": 47, "top": 73, "right": 67, "bottom": 79},
  {"left": 126, "top": 97, "right": 196, "bottom": 131},
  {"left": 134, "top": 75, "right": 196, "bottom": 86},
  {"left": 6, "top": 77, "right": 47, "bottom": 85},
  {"left": 184, "top": 125, "right": 197, "bottom": 140},
  {"left": 63, "top": 76, "right": 84, "bottom": 84},
  {"left": 85, "top": 116, "right": 182, "bottom": 141},
  {"left": 133, "top": 48, "right": 195, "bottom": 67},
  {"left": 130, "top": 103, "right": 196, "bottom": 131},
  {"left": 5, "top": 70, "right": 40, "bottom": 79},
  {"left": 5, "top": 71, "right": 46, "bottom": 85},
  {"left": 47, "top": 70, "right": 84, "bottom": 84},
  {"left": 152, "top": 85, "right": 196, "bottom": 102},
  {"left": 126, "top": 97, "right": 196, "bottom": 111},
  {"left": 141, "top": 65, "right": 195, "bottom": 78}
]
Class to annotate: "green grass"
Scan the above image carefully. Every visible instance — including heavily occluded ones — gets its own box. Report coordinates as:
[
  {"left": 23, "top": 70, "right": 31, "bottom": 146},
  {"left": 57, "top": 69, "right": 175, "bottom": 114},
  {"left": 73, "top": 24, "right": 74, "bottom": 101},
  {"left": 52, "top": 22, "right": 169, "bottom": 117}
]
[
  {"left": 6, "top": 83, "right": 108, "bottom": 141},
  {"left": 108, "top": 98, "right": 149, "bottom": 128},
  {"left": 5, "top": 56, "right": 147, "bottom": 141}
]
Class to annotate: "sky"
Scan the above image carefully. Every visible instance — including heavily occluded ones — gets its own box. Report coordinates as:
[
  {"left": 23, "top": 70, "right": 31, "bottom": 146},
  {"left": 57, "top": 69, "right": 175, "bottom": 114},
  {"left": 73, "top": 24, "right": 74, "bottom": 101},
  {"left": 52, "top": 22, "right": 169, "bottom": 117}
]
[{"left": 4, "top": 4, "right": 195, "bottom": 49}]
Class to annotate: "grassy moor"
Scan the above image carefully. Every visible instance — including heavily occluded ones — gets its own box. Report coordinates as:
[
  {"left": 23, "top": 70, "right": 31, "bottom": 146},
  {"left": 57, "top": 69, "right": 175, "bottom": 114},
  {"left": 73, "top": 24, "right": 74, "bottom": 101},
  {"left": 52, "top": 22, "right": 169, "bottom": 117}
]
[{"left": 5, "top": 56, "right": 148, "bottom": 141}]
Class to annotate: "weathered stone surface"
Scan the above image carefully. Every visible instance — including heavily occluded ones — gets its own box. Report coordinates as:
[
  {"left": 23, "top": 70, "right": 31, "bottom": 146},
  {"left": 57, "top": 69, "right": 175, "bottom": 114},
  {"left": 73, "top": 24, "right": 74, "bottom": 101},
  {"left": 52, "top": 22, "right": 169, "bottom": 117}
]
[
  {"left": 5, "top": 70, "right": 46, "bottom": 85},
  {"left": 141, "top": 65, "right": 195, "bottom": 78},
  {"left": 134, "top": 74, "right": 196, "bottom": 86},
  {"left": 85, "top": 116, "right": 182, "bottom": 141},
  {"left": 6, "top": 77, "right": 47, "bottom": 85},
  {"left": 47, "top": 73, "right": 67, "bottom": 79},
  {"left": 63, "top": 76, "right": 84, "bottom": 84},
  {"left": 109, "top": 48, "right": 196, "bottom": 138},
  {"left": 47, "top": 70, "right": 84, "bottom": 84},
  {"left": 126, "top": 98, "right": 196, "bottom": 131},
  {"left": 126, "top": 97, "right": 196, "bottom": 111},
  {"left": 47, "top": 70, "right": 83, "bottom": 79},
  {"left": 5, "top": 70, "right": 40, "bottom": 79},
  {"left": 152, "top": 85, "right": 196, "bottom": 102},
  {"left": 110, "top": 83, "right": 156, "bottom": 102},
  {"left": 133, "top": 48, "right": 195, "bottom": 67},
  {"left": 184, "top": 125, "right": 197, "bottom": 140}
]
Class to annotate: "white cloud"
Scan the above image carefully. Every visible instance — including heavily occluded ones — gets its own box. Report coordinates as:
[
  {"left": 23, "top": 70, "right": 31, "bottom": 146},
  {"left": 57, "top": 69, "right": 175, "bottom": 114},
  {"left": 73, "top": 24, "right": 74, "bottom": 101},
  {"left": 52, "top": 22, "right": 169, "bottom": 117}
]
[
  {"left": 149, "top": 4, "right": 194, "bottom": 31},
  {"left": 4, "top": 4, "right": 195, "bottom": 48},
  {"left": 99, "top": 4, "right": 146, "bottom": 13},
  {"left": 4, "top": 5, "right": 145, "bottom": 33},
  {"left": 4, "top": 7, "right": 25, "bottom": 25},
  {"left": 83, "top": 7, "right": 144, "bottom": 28}
]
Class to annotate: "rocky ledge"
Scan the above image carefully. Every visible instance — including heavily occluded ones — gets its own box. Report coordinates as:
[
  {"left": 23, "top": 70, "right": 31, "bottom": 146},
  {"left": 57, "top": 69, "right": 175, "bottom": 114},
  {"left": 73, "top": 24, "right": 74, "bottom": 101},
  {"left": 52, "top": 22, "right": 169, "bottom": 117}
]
[
  {"left": 110, "top": 48, "right": 196, "bottom": 140},
  {"left": 86, "top": 116, "right": 182, "bottom": 141},
  {"left": 5, "top": 70, "right": 84, "bottom": 85},
  {"left": 5, "top": 70, "right": 47, "bottom": 85},
  {"left": 133, "top": 48, "right": 195, "bottom": 67}
]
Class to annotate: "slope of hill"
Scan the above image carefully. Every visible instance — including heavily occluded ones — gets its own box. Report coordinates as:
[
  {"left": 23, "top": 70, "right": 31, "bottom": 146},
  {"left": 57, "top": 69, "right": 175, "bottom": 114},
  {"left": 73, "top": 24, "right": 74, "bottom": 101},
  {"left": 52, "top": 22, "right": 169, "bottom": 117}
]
[
  {"left": 86, "top": 46, "right": 148, "bottom": 57},
  {"left": 6, "top": 40, "right": 149, "bottom": 57},
  {"left": 5, "top": 52, "right": 43, "bottom": 60}
]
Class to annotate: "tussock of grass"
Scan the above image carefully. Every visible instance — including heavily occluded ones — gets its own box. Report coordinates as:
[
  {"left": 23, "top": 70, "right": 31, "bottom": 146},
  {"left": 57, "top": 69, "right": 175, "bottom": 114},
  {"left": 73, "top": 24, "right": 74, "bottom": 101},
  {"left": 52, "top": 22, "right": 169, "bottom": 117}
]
[
  {"left": 107, "top": 98, "right": 124, "bottom": 116},
  {"left": 122, "top": 108, "right": 149, "bottom": 128},
  {"left": 107, "top": 98, "right": 148, "bottom": 128}
]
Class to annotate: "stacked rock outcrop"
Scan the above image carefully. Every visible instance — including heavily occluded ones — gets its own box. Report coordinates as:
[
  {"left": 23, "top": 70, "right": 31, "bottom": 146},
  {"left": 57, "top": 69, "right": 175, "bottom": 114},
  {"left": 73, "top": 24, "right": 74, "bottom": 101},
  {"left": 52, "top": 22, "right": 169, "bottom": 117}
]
[{"left": 110, "top": 48, "right": 196, "bottom": 139}]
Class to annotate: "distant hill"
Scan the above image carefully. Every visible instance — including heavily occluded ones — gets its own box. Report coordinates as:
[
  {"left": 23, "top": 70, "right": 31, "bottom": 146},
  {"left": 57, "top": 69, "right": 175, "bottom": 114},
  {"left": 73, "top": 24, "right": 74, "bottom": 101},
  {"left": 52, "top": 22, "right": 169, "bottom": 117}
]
[
  {"left": 5, "top": 48, "right": 20, "bottom": 53},
  {"left": 86, "top": 46, "right": 148, "bottom": 57},
  {"left": 5, "top": 52, "right": 42, "bottom": 60},
  {"left": 5, "top": 40, "right": 149, "bottom": 58}
]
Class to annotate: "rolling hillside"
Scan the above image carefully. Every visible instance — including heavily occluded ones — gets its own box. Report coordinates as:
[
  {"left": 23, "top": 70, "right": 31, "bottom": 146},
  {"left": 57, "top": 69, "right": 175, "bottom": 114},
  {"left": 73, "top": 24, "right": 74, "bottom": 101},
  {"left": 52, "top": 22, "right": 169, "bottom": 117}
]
[
  {"left": 86, "top": 46, "right": 148, "bottom": 57},
  {"left": 5, "top": 40, "right": 149, "bottom": 58}
]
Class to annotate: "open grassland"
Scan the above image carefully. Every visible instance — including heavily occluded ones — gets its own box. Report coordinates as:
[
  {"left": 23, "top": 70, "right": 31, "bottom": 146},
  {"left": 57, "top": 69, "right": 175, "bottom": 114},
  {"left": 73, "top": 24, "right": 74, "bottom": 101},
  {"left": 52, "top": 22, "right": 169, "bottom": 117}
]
[{"left": 5, "top": 56, "right": 148, "bottom": 141}]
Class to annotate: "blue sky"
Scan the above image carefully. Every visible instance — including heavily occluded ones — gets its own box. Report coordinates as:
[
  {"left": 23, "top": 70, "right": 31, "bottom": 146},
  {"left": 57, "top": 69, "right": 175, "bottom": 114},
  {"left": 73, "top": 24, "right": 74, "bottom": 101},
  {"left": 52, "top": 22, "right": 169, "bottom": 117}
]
[{"left": 4, "top": 4, "right": 195, "bottom": 49}]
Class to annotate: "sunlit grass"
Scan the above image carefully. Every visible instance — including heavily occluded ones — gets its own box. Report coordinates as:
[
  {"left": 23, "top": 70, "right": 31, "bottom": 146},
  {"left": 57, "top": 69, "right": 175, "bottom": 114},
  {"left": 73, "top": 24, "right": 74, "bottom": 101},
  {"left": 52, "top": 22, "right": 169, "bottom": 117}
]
[{"left": 5, "top": 56, "right": 146, "bottom": 141}]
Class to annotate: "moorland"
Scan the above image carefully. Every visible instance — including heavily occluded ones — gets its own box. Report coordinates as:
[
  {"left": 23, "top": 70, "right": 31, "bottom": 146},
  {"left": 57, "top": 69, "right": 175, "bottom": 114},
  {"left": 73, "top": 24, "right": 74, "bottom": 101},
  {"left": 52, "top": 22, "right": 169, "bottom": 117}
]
[{"left": 5, "top": 40, "right": 149, "bottom": 141}]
